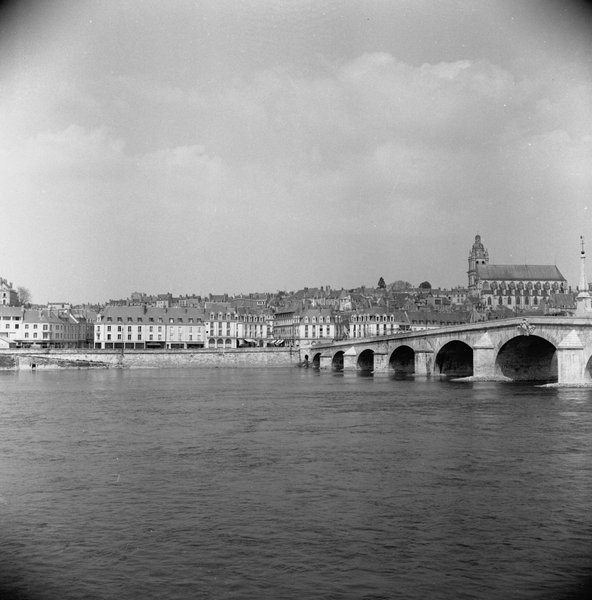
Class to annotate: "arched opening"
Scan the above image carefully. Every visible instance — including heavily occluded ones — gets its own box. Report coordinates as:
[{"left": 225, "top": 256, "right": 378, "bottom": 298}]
[
  {"left": 357, "top": 349, "right": 374, "bottom": 373},
  {"left": 496, "top": 335, "right": 557, "bottom": 382},
  {"left": 435, "top": 341, "right": 473, "bottom": 377},
  {"left": 311, "top": 353, "right": 321, "bottom": 369},
  {"left": 389, "top": 345, "right": 415, "bottom": 375},
  {"left": 332, "top": 351, "right": 344, "bottom": 372},
  {"left": 583, "top": 355, "right": 592, "bottom": 383}
]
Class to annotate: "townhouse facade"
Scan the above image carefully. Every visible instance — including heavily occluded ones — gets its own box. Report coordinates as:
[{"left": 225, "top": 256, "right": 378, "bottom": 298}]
[
  {"left": 94, "top": 305, "right": 274, "bottom": 350},
  {"left": 0, "top": 306, "right": 94, "bottom": 348},
  {"left": 348, "top": 308, "right": 411, "bottom": 338},
  {"left": 205, "top": 306, "right": 273, "bottom": 349},
  {"left": 272, "top": 306, "right": 344, "bottom": 347},
  {"left": 94, "top": 306, "right": 207, "bottom": 349}
]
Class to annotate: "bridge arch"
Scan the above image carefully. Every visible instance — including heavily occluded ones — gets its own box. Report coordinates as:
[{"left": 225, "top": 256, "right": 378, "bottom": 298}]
[
  {"left": 435, "top": 340, "right": 473, "bottom": 377},
  {"left": 389, "top": 345, "right": 415, "bottom": 375},
  {"left": 311, "top": 352, "right": 322, "bottom": 369},
  {"left": 331, "top": 350, "right": 344, "bottom": 372},
  {"left": 495, "top": 334, "right": 557, "bottom": 382},
  {"left": 357, "top": 349, "right": 374, "bottom": 373}
]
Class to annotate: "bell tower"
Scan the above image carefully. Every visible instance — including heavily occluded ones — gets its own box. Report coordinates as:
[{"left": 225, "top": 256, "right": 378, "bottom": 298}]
[{"left": 468, "top": 234, "right": 489, "bottom": 293}]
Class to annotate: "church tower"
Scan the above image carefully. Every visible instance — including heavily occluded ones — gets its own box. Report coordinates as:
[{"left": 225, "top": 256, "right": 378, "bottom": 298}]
[{"left": 468, "top": 234, "right": 489, "bottom": 293}]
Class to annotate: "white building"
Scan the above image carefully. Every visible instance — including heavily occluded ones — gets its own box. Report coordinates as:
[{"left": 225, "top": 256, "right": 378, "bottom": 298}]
[
  {"left": 205, "top": 306, "right": 273, "bottom": 349},
  {"left": 348, "top": 308, "right": 411, "bottom": 338},
  {"left": 94, "top": 306, "right": 206, "bottom": 349},
  {"left": 0, "top": 307, "right": 94, "bottom": 348}
]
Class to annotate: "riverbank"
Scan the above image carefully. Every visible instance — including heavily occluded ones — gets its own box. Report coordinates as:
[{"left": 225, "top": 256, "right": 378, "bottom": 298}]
[{"left": 0, "top": 347, "right": 298, "bottom": 370}]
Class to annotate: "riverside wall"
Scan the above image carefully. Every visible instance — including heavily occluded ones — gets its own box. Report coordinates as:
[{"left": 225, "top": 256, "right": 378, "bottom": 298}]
[{"left": 0, "top": 348, "right": 299, "bottom": 370}]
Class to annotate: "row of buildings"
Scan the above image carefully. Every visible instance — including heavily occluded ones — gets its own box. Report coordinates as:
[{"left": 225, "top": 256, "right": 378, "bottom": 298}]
[
  {"left": 0, "top": 303, "right": 477, "bottom": 350},
  {"left": 0, "top": 235, "right": 580, "bottom": 350}
]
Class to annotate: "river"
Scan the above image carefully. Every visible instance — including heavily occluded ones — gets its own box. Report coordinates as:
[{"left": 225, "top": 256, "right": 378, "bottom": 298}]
[{"left": 1, "top": 368, "right": 591, "bottom": 599}]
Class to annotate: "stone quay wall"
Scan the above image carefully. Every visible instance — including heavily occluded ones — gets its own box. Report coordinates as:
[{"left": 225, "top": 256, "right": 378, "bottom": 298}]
[{"left": 0, "top": 348, "right": 298, "bottom": 370}]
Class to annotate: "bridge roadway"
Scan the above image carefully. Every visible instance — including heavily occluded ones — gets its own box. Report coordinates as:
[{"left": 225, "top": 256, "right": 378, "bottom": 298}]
[{"left": 307, "top": 316, "right": 592, "bottom": 385}]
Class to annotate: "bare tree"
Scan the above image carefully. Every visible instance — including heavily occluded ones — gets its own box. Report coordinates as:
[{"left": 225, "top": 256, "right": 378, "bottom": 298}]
[{"left": 17, "top": 286, "right": 31, "bottom": 306}]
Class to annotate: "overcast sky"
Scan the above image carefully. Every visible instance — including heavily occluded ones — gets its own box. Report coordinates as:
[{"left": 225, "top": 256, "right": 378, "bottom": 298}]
[{"left": 1, "top": 0, "right": 591, "bottom": 303}]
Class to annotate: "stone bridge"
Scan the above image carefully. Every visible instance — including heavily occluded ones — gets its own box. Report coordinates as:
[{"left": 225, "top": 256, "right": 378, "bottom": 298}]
[{"left": 307, "top": 317, "right": 592, "bottom": 385}]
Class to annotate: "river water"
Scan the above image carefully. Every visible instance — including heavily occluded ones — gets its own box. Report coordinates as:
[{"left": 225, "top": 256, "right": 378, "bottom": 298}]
[{"left": 0, "top": 368, "right": 591, "bottom": 600}]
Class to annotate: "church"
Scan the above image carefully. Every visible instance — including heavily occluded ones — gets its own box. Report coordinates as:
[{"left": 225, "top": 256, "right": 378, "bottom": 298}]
[{"left": 467, "top": 235, "right": 567, "bottom": 310}]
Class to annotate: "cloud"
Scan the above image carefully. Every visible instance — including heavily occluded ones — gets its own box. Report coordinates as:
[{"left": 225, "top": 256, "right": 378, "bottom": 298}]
[{"left": 1, "top": 39, "right": 591, "bottom": 299}]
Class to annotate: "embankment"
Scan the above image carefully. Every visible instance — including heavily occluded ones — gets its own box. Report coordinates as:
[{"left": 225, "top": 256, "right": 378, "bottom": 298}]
[{"left": 0, "top": 348, "right": 298, "bottom": 370}]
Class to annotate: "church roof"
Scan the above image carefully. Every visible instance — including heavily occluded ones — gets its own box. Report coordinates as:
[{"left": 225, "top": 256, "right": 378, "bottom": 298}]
[{"left": 476, "top": 264, "right": 566, "bottom": 281}]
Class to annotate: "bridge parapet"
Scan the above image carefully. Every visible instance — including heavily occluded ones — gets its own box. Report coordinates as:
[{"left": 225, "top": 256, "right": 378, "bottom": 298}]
[{"left": 308, "top": 317, "right": 592, "bottom": 384}]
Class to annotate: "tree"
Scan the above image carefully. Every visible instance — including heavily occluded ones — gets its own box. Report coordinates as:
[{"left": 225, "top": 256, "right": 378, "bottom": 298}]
[
  {"left": 377, "top": 277, "right": 386, "bottom": 289},
  {"left": 17, "top": 286, "right": 31, "bottom": 306},
  {"left": 391, "top": 280, "right": 413, "bottom": 291},
  {"left": 419, "top": 281, "right": 432, "bottom": 290}
]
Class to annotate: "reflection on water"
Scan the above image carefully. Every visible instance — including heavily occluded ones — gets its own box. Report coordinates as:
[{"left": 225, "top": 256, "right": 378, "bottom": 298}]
[{"left": 0, "top": 368, "right": 591, "bottom": 599}]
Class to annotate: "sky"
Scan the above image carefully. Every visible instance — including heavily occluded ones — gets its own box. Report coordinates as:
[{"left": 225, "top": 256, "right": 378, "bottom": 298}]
[{"left": 0, "top": 0, "right": 591, "bottom": 304}]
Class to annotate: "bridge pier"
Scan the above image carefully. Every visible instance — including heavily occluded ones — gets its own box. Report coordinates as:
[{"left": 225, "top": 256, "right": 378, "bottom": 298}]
[
  {"left": 473, "top": 333, "right": 498, "bottom": 379},
  {"left": 557, "top": 331, "right": 587, "bottom": 385},
  {"left": 414, "top": 350, "right": 433, "bottom": 377},
  {"left": 319, "top": 356, "right": 332, "bottom": 370},
  {"left": 373, "top": 353, "right": 389, "bottom": 373},
  {"left": 343, "top": 353, "right": 357, "bottom": 371}
]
